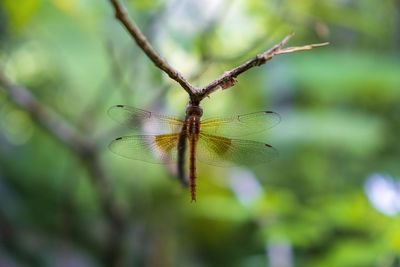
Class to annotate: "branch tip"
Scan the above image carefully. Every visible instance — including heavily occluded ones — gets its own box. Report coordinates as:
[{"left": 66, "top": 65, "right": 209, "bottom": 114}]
[{"left": 281, "top": 32, "right": 295, "bottom": 47}]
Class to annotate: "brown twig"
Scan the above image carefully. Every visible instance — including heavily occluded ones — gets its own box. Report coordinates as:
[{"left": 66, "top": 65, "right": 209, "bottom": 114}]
[
  {"left": 0, "top": 71, "right": 125, "bottom": 267},
  {"left": 197, "top": 33, "right": 329, "bottom": 100},
  {"left": 108, "top": 0, "right": 329, "bottom": 104},
  {"left": 109, "top": 0, "right": 197, "bottom": 100}
]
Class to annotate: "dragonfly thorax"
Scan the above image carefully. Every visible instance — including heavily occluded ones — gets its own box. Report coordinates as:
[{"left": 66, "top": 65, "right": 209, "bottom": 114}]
[
  {"left": 185, "top": 105, "right": 202, "bottom": 136},
  {"left": 186, "top": 105, "right": 203, "bottom": 117}
]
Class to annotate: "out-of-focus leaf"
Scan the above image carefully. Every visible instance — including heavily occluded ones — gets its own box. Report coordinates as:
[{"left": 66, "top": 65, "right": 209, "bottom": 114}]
[{"left": 3, "top": 0, "right": 39, "bottom": 31}]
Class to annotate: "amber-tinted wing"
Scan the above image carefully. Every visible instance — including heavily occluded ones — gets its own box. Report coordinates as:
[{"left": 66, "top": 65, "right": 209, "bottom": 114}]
[
  {"left": 108, "top": 134, "right": 179, "bottom": 164},
  {"left": 196, "top": 132, "right": 278, "bottom": 167},
  {"left": 108, "top": 105, "right": 183, "bottom": 134},
  {"left": 201, "top": 111, "right": 280, "bottom": 137}
]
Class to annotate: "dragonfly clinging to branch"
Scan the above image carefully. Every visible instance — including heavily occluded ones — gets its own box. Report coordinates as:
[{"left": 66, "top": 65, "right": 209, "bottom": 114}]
[{"left": 108, "top": 103, "right": 280, "bottom": 202}]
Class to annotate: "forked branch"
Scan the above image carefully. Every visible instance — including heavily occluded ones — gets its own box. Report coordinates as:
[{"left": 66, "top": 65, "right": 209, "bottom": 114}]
[{"left": 108, "top": 0, "right": 329, "bottom": 103}]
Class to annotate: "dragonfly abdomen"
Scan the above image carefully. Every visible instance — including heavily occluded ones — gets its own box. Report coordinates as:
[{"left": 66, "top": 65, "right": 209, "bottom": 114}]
[
  {"left": 185, "top": 109, "right": 202, "bottom": 202},
  {"left": 189, "top": 134, "right": 197, "bottom": 202},
  {"left": 186, "top": 115, "right": 201, "bottom": 202}
]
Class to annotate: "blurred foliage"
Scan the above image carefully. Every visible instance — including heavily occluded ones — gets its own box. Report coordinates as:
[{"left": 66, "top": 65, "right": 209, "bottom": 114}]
[{"left": 1, "top": 0, "right": 400, "bottom": 267}]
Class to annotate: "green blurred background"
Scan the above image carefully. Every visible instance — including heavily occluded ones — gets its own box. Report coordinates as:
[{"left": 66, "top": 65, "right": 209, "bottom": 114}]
[{"left": 1, "top": 0, "right": 400, "bottom": 266}]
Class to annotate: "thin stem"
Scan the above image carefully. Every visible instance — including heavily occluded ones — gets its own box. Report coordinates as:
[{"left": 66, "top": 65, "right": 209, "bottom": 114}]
[{"left": 109, "top": 0, "right": 198, "bottom": 100}]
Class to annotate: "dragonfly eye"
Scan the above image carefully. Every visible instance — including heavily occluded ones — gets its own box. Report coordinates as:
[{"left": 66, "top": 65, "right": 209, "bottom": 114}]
[{"left": 186, "top": 106, "right": 203, "bottom": 117}]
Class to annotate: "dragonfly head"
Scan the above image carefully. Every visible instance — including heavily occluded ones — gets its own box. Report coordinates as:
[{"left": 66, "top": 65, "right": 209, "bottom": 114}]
[{"left": 186, "top": 104, "right": 203, "bottom": 117}]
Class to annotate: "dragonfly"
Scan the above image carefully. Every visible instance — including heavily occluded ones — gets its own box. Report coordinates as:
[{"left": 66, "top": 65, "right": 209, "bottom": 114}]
[{"left": 108, "top": 103, "right": 280, "bottom": 202}]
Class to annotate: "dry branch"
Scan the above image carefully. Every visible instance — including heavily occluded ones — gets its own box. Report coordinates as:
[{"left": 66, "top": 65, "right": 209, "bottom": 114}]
[
  {"left": 109, "top": 0, "right": 197, "bottom": 100},
  {"left": 197, "top": 33, "right": 329, "bottom": 100},
  {"left": 108, "top": 0, "right": 329, "bottom": 104}
]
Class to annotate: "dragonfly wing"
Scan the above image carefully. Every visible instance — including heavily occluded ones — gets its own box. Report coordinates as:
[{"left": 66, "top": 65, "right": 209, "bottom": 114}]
[
  {"left": 109, "top": 134, "right": 179, "bottom": 164},
  {"left": 108, "top": 105, "right": 183, "bottom": 134},
  {"left": 196, "top": 133, "right": 278, "bottom": 167},
  {"left": 201, "top": 111, "right": 280, "bottom": 137}
]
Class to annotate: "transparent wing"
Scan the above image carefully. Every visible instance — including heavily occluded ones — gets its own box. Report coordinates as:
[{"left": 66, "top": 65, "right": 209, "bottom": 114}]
[
  {"left": 201, "top": 111, "right": 280, "bottom": 137},
  {"left": 109, "top": 134, "right": 179, "bottom": 164},
  {"left": 108, "top": 105, "right": 183, "bottom": 134},
  {"left": 196, "top": 133, "right": 278, "bottom": 167}
]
